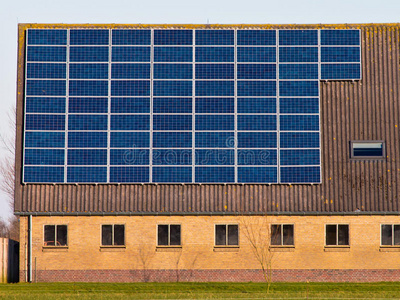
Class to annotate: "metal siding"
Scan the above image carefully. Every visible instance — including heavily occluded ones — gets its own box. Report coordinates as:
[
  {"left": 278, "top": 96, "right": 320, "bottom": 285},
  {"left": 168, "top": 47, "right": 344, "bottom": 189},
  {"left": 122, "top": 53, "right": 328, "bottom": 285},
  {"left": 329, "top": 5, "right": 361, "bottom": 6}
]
[{"left": 15, "top": 24, "right": 400, "bottom": 214}]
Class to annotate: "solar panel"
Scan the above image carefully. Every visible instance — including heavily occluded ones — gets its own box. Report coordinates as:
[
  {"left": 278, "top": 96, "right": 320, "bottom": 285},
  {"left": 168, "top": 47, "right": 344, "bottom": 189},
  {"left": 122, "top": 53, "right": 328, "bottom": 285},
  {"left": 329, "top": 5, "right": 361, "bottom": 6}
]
[{"left": 23, "top": 28, "right": 361, "bottom": 184}]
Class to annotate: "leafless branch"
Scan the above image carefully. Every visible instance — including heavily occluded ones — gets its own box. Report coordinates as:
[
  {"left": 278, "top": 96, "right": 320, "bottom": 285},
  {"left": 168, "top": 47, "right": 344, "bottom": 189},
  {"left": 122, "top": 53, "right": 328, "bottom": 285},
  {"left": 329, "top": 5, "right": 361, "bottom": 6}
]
[{"left": 241, "top": 216, "right": 277, "bottom": 292}]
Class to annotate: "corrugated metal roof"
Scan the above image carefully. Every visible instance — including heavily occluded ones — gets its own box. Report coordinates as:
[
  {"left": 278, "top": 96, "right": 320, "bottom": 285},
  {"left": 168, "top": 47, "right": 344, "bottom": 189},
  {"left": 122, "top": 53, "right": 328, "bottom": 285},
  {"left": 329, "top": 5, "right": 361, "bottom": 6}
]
[{"left": 14, "top": 24, "right": 400, "bottom": 214}]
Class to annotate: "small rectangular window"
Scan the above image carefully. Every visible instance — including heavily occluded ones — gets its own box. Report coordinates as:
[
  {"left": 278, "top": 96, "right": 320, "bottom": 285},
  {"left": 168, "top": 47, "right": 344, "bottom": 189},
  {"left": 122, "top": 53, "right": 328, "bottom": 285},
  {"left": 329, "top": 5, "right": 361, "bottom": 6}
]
[
  {"left": 271, "top": 224, "right": 294, "bottom": 246},
  {"left": 381, "top": 224, "right": 400, "bottom": 246},
  {"left": 215, "top": 224, "right": 239, "bottom": 246},
  {"left": 350, "top": 141, "right": 385, "bottom": 159},
  {"left": 157, "top": 224, "right": 181, "bottom": 246},
  {"left": 44, "top": 225, "right": 67, "bottom": 246},
  {"left": 325, "top": 224, "right": 349, "bottom": 246},
  {"left": 101, "top": 224, "right": 125, "bottom": 246}
]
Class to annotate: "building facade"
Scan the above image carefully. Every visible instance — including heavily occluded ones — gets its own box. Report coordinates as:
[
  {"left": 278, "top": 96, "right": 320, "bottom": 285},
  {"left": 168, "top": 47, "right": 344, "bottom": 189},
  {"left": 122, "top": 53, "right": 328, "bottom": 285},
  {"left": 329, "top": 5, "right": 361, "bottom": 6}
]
[{"left": 15, "top": 23, "right": 400, "bottom": 282}]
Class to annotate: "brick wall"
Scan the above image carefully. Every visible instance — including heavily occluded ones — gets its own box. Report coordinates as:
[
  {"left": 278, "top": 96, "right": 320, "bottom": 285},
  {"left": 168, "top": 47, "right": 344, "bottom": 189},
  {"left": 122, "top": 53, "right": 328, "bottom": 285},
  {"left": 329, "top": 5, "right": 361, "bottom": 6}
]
[
  {"left": 19, "top": 215, "right": 400, "bottom": 282},
  {"left": 20, "top": 269, "right": 400, "bottom": 283}
]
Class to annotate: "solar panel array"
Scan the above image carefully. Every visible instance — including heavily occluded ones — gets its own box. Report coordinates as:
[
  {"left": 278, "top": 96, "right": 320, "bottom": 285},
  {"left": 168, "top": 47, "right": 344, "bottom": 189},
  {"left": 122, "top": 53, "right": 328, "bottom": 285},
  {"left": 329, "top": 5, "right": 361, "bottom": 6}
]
[{"left": 23, "top": 28, "right": 361, "bottom": 183}]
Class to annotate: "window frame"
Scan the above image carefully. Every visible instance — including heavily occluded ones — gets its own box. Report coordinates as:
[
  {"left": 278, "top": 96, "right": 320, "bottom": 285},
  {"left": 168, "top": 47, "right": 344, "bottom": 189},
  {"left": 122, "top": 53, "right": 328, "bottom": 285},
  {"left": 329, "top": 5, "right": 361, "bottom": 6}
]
[
  {"left": 270, "top": 224, "right": 295, "bottom": 247},
  {"left": 350, "top": 140, "right": 385, "bottom": 160},
  {"left": 380, "top": 224, "right": 400, "bottom": 247},
  {"left": 100, "top": 224, "right": 126, "bottom": 247},
  {"left": 157, "top": 224, "right": 182, "bottom": 247},
  {"left": 43, "top": 224, "right": 68, "bottom": 247},
  {"left": 214, "top": 224, "right": 239, "bottom": 247},
  {"left": 325, "top": 224, "right": 350, "bottom": 247}
]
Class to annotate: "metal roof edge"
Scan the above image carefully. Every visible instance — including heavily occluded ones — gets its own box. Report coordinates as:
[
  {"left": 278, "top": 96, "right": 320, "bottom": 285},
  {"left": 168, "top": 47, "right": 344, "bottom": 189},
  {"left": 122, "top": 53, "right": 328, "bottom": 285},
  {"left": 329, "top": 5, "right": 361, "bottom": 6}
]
[
  {"left": 17, "top": 23, "right": 400, "bottom": 30},
  {"left": 14, "top": 211, "right": 400, "bottom": 217}
]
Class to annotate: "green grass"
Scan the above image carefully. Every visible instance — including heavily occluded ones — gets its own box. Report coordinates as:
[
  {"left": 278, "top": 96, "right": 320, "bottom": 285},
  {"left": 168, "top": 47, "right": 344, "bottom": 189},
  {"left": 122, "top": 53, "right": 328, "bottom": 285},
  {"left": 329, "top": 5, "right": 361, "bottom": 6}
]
[{"left": 1, "top": 282, "right": 400, "bottom": 299}]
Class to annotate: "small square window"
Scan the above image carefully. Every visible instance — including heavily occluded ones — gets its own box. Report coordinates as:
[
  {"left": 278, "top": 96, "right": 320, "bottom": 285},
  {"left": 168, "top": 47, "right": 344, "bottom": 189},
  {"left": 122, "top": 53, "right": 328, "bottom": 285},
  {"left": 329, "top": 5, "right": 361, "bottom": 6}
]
[
  {"left": 215, "top": 224, "right": 239, "bottom": 246},
  {"left": 350, "top": 141, "right": 385, "bottom": 159},
  {"left": 381, "top": 224, "right": 400, "bottom": 246},
  {"left": 271, "top": 224, "right": 294, "bottom": 246},
  {"left": 157, "top": 224, "right": 181, "bottom": 246},
  {"left": 101, "top": 224, "right": 125, "bottom": 246},
  {"left": 325, "top": 224, "right": 349, "bottom": 246},
  {"left": 44, "top": 225, "right": 68, "bottom": 246}
]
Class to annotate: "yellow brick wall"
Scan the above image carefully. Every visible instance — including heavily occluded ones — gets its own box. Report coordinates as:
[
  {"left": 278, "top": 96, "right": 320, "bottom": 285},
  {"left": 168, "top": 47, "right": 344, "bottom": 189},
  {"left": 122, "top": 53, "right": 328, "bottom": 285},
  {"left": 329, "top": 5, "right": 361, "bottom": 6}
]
[{"left": 19, "top": 215, "right": 400, "bottom": 273}]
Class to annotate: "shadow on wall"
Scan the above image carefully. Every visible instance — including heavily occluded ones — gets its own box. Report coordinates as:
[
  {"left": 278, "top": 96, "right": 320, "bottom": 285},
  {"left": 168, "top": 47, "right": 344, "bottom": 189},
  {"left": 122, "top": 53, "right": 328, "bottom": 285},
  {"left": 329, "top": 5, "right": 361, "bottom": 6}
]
[{"left": 1, "top": 238, "right": 19, "bottom": 283}]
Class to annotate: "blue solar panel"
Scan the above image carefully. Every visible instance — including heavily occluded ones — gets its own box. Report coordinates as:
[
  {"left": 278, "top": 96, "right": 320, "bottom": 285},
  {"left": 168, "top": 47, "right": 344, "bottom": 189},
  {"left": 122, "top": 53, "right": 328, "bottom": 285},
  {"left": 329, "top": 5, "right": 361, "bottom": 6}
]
[
  {"left": 70, "top": 29, "right": 109, "bottom": 45},
  {"left": 112, "top": 47, "right": 150, "bottom": 62},
  {"left": 279, "top": 30, "right": 318, "bottom": 46},
  {"left": 238, "top": 167, "right": 277, "bottom": 183},
  {"left": 27, "top": 46, "right": 67, "bottom": 62},
  {"left": 70, "top": 64, "right": 108, "bottom": 79},
  {"left": 154, "top": 30, "right": 193, "bottom": 45},
  {"left": 23, "top": 28, "right": 361, "bottom": 183},
  {"left": 112, "top": 98, "right": 150, "bottom": 114},
  {"left": 111, "top": 149, "right": 150, "bottom": 165},
  {"left": 69, "top": 80, "right": 108, "bottom": 96},
  {"left": 112, "top": 29, "right": 151, "bottom": 45},
  {"left": 110, "top": 167, "right": 149, "bottom": 183},
  {"left": 26, "top": 97, "right": 66, "bottom": 113},
  {"left": 27, "top": 29, "right": 67, "bottom": 45},
  {"left": 237, "top": 30, "right": 276, "bottom": 46},
  {"left": 70, "top": 47, "right": 109, "bottom": 62},
  {"left": 153, "top": 167, "right": 192, "bottom": 183},
  {"left": 27, "top": 63, "right": 66, "bottom": 79},
  {"left": 237, "top": 47, "right": 276, "bottom": 62},
  {"left": 25, "top": 132, "right": 65, "bottom": 148},
  {"left": 321, "top": 30, "right": 360, "bottom": 46}
]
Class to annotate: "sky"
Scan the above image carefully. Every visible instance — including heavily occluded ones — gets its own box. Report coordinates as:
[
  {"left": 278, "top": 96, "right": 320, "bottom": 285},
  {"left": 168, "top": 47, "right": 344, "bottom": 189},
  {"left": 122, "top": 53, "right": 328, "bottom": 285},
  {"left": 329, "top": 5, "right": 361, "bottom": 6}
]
[{"left": 1, "top": 0, "right": 400, "bottom": 221}]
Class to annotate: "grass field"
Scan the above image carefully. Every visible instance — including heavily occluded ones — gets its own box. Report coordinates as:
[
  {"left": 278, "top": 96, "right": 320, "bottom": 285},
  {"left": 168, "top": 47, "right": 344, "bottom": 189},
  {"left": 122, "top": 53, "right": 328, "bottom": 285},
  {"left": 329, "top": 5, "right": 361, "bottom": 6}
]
[{"left": 1, "top": 282, "right": 400, "bottom": 299}]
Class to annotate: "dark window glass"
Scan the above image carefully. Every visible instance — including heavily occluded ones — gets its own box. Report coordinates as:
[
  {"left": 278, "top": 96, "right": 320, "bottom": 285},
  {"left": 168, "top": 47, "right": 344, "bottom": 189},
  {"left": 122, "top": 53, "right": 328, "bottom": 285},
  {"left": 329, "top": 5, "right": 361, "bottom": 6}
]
[
  {"left": 395, "top": 225, "right": 400, "bottom": 246},
  {"left": 325, "top": 225, "right": 337, "bottom": 246},
  {"left": 44, "top": 225, "right": 67, "bottom": 246},
  {"left": 215, "top": 225, "right": 238, "bottom": 246},
  {"left": 158, "top": 224, "right": 181, "bottom": 246},
  {"left": 57, "top": 225, "right": 68, "bottom": 246},
  {"left": 215, "top": 225, "right": 227, "bottom": 245},
  {"left": 271, "top": 224, "right": 294, "bottom": 246},
  {"left": 158, "top": 225, "right": 169, "bottom": 246},
  {"left": 228, "top": 225, "right": 239, "bottom": 246},
  {"left": 338, "top": 225, "right": 349, "bottom": 245},
  {"left": 44, "top": 225, "right": 55, "bottom": 246},
  {"left": 102, "top": 225, "right": 112, "bottom": 246},
  {"left": 114, "top": 225, "right": 125, "bottom": 246},
  {"left": 352, "top": 142, "right": 384, "bottom": 158},
  {"left": 382, "top": 224, "right": 393, "bottom": 245},
  {"left": 326, "top": 224, "right": 349, "bottom": 246},
  {"left": 283, "top": 225, "right": 294, "bottom": 245},
  {"left": 271, "top": 225, "right": 282, "bottom": 245},
  {"left": 170, "top": 225, "right": 181, "bottom": 246}
]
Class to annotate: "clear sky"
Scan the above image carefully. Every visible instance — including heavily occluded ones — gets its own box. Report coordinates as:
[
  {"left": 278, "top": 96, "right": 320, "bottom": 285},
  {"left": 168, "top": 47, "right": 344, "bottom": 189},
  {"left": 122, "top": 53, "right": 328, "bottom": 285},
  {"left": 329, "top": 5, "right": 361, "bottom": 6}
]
[{"left": 1, "top": 0, "right": 400, "bottom": 221}]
